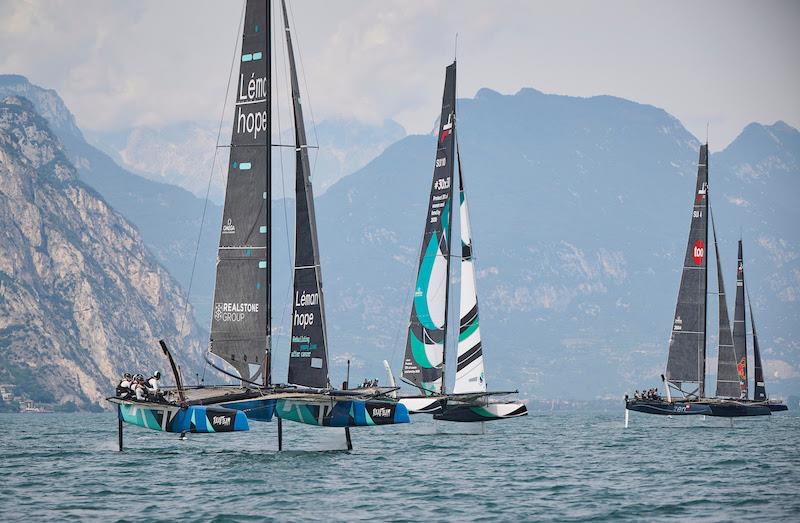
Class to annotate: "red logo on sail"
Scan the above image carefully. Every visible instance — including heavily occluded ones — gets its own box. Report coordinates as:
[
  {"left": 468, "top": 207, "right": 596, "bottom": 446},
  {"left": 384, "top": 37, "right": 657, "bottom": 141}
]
[
  {"left": 737, "top": 356, "right": 747, "bottom": 380},
  {"left": 440, "top": 113, "right": 454, "bottom": 142},
  {"left": 695, "top": 183, "right": 707, "bottom": 204},
  {"left": 693, "top": 240, "right": 705, "bottom": 265}
]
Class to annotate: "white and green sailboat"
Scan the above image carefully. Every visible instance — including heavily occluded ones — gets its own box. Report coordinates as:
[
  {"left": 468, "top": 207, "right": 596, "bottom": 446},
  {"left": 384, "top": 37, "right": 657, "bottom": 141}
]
[{"left": 395, "top": 61, "right": 527, "bottom": 423}]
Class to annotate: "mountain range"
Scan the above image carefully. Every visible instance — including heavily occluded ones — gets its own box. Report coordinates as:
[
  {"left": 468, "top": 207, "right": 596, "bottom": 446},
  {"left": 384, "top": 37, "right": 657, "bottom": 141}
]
[
  {"left": 0, "top": 95, "right": 205, "bottom": 410},
  {"left": 0, "top": 74, "right": 797, "bottom": 405}
]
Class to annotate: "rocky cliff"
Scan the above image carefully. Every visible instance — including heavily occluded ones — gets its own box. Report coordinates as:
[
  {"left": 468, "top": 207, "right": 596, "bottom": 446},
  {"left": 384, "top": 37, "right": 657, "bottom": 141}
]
[{"left": 0, "top": 96, "right": 205, "bottom": 409}]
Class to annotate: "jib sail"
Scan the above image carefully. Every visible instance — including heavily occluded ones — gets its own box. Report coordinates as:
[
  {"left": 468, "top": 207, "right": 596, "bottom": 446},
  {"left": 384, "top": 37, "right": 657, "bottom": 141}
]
[
  {"left": 209, "top": 0, "right": 271, "bottom": 383},
  {"left": 732, "top": 240, "right": 749, "bottom": 398},
  {"left": 283, "top": 0, "right": 330, "bottom": 389},
  {"left": 712, "top": 211, "right": 738, "bottom": 398}
]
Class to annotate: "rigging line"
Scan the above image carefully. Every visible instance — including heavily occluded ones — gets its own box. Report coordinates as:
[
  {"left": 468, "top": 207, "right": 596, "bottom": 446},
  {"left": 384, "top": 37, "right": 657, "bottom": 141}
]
[
  {"left": 275, "top": 0, "right": 295, "bottom": 356},
  {"left": 286, "top": 0, "right": 321, "bottom": 179},
  {"left": 178, "top": 0, "right": 246, "bottom": 378}
]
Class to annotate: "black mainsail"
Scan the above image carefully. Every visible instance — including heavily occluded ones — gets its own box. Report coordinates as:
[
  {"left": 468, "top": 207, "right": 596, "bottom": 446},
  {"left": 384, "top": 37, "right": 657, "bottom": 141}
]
[
  {"left": 209, "top": 0, "right": 271, "bottom": 383},
  {"left": 282, "top": 0, "right": 329, "bottom": 389},
  {"left": 401, "top": 62, "right": 457, "bottom": 395},
  {"left": 712, "top": 211, "right": 738, "bottom": 398},
  {"left": 665, "top": 145, "right": 709, "bottom": 397},
  {"left": 732, "top": 240, "right": 749, "bottom": 398}
]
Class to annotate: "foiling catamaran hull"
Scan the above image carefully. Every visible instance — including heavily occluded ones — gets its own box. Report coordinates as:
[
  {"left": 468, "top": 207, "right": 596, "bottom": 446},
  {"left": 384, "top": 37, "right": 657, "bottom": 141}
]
[
  {"left": 434, "top": 401, "right": 528, "bottom": 422},
  {"left": 276, "top": 397, "right": 410, "bottom": 427},
  {"left": 626, "top": 399, "right": 772, "bottom": 417},
  {"left": 398, "top": 396, "right": 447, "bottom": 415},
  {"left": 108, "top": 398, "right": 250, "bottom": 434}
]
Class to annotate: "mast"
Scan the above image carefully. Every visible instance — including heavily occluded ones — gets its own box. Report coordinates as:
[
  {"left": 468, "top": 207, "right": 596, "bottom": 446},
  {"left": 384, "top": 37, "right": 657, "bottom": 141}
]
[
  {"left": 732, "top": 239, "right": 748, "bottom": 398},
  {"left": 401, "top": 62, "right": 457, "bottom": 395},
  {"left": 452, "top": 138, "right": 487, "bottom": 395},
  {"left": 746, "top": 285, "right": 767, "bottom": 401},
  {"left": 282, "top": 0, "right": 330, "bottom": 389},
  {"left": 209, "top": 0, "right": 271, "bottom": 383},
  {"left": 712, "top": 210, "right": 738, "bottom": 398},
  {"left": 665, "top": 144, "right": 708, "bottom": 398}
]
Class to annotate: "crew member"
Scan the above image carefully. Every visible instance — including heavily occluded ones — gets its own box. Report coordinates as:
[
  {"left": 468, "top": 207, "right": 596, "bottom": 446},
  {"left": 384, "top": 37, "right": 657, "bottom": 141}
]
[{"left": 116, "top": 373, "right": 132, "bottom": 397}]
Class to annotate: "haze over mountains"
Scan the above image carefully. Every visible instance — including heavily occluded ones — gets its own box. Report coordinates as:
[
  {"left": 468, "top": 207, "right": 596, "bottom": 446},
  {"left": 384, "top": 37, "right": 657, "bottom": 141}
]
[{"left": 0, "top": 74, "right": 797, "bottom": 407}]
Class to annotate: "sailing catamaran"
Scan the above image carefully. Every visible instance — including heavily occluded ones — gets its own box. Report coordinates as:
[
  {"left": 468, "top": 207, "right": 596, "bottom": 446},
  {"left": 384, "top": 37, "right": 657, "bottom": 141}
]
[
  {"left": 394, "top": 61, "right": 527, "bottom": 423},
  {"left": 625, "top": 145, "right": 786, "bottom": 421},
  {"left": 108, "top": 0, "right": 409, "bottom": 449},
  {"left": 734, "top": 240, "right": 788, "bottom": 413}
]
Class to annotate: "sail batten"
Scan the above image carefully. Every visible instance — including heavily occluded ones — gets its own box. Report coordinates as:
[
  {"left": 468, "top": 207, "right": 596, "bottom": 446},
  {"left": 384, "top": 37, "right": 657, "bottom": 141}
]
[
  {"left": 665, "top": 145, "right": 709, "bottom": 396},
  {"left": 282, "top": 0, "right": 330, "bottom": 389},
  {"left": 732, "top": 240, "right": 749, "bottom": 398},
  {"left": 402, "top": 62, "right": 457, "bottom": 395},
  {"left": 712, "top": 211, "right": 739, "bottom": 398},
  {"left": 209, "top": 0, "right": 271, "bottom": 382}
]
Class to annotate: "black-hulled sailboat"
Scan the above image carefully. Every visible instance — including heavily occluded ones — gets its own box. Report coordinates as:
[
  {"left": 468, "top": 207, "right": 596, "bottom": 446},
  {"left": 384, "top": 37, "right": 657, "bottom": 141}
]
[
  {"left": 395, "top": 62, "right": 527, "bottom": 422},
  {"left": 625, "top": 145, "right": 783, "bottom": 421},
  {"left": 109, "top": 0, "right": 408, "bottom": 448}
]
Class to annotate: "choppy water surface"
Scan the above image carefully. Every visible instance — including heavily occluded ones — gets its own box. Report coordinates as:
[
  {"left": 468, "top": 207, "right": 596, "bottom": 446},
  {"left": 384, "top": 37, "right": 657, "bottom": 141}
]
[{"left": 1, "top": 410, "right": 798, "bottom": 521}]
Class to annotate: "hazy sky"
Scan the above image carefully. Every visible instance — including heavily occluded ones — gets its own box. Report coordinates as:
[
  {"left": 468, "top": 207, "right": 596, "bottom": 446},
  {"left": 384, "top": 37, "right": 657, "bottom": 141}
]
[{"left": 1, "top": 0, "right": 798, "bottom": 150}]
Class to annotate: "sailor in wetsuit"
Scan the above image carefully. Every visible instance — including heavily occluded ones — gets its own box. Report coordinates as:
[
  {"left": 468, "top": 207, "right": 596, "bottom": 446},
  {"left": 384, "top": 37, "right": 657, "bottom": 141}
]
[
  {"left": 132, "top": 374, "right": 146, "bottom": 400},
  {"left": 146, "top": 372, "right": 161, "bottom": 399}
]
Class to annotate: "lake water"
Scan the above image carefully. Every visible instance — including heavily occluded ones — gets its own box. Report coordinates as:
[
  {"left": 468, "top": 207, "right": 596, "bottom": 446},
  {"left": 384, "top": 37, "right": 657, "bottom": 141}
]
[{"left": 1, "top": 410, "right": 798, "bottom": 521}]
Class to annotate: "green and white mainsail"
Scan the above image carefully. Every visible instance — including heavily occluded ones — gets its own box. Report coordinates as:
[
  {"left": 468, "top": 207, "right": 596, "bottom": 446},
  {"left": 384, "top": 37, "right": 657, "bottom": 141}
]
[
  {"left": 452, "top": 144, "right": 486, "bottom": 394},
  {"left": 282, "top": 0, "right": 330, "bottom": 389},
  {"left": 732, "top": 240, "right": 749, "bottom": 398},
  {"left": 665, "top": 145, "right": 708, "bottom": 397},
  {"left": 712, "top": 210, "right": 739, "bottom": 398},
  {"left": 401, "top": 62, "right": 457, "bottom": 395},
  {"left": 209, "top": 0, "right": 270, "bottom": 383}
]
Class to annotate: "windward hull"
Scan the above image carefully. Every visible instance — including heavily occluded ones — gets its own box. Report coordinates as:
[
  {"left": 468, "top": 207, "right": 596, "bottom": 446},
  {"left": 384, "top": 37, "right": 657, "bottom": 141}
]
[
  {"left": 276, "top": 398, "right": 410, "bottom": 427},
  {"left": 110, "top": 399, "right": 249, "bottom": 433},
  {"left": 433, "top": 402, "right": 528, "bottom": 422},
  {"left": 398, "top": 396, "right": 447, "bottom": 414}
]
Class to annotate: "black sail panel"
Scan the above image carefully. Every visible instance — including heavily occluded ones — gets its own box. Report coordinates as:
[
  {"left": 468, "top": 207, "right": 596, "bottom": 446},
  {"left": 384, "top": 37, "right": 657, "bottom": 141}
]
[
  {"left": 665, "top": 145, "right": 708, "bottom": 396},
  {"left": 712, "top": 212, "right": 738, "bottom": 398},
  {"left": 401, "top": 62, "right": 457, "bottom": 395},
  {"left": 282, "top": 0, "right": 329, "bottom": 388},
  {"left": 732, "top": 240, "right": 749, "bottom": 398},
  {"left": 747, "top": 286, "right": 767, "bottom": 401},
  {"left": 210, "top": 0, "right": 270, "bottom": 381}
]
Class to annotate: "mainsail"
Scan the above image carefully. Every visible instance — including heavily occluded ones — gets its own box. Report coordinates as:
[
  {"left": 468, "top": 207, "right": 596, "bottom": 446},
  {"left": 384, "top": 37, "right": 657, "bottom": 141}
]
[
  {"left": 732, "top": 240, "right": 749, "bottom": 398},
  {"left": 209, "top": 0, "right": 270, "bottom": 382},
  {"left": 711, "top": 211, "right": 738, "bottom": 398},
  {"left": 283, "top": 0, "right": 330, "bottom": 389},
  {"left": 452, "top": 143, "right": 486, "bottom": 394},
  {"left": 665, "top": 145, "right": 708, "bottom": 397},
  {"left": 401, "top": 62, "right": 457, "bottom": 395},
  {"left": 747, "top": 286, "right": 767, "bottom": 401}
]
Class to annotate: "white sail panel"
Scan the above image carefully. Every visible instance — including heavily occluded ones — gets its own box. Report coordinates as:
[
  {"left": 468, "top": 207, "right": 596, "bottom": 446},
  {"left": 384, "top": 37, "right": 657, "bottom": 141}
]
[{"left": 453, "top": 176, "right": 486, "bottom": 394}]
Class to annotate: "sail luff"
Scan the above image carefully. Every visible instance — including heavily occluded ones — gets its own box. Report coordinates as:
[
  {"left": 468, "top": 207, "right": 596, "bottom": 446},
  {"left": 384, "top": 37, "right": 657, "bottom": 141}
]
[
  {"left": 209, "top": 0, "right": 270, "bottom": 382},
  {"left": 711, "top": 210, "right": 738, "bottom": 398},
  {"left": 732, "top": 239, "right": 748, "bottom": 398},
  {"left": 453, "top": 138, "right": 486, "bottom": 395},
  {"left": 282, "top": 0, "right": 330, "bottom": 388},
  {"left": 665, "top": 145, "right": 709, "bottom": 397},
  {"left": 401, "top": 62, "right": 457, "bottom": 395},
  {"left": 747, "top": 285, "right": 767, "bottom": 401}
]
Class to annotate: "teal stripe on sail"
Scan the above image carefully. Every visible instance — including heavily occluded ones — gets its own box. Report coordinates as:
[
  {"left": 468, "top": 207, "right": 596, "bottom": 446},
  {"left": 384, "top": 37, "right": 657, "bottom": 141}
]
[
  {"left": 413, "top": 231, "right": 441, "bottom": 330},
  {"left": 409, "top": 329, "right": 435, "bottom": 369},
  {"left": 459, "top": 315, "right": 479, "bottom": 342}
]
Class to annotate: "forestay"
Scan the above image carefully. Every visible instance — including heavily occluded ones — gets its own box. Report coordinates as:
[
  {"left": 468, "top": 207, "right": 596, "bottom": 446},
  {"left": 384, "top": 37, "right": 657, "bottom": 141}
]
[
  {"left": 402, "top": 62, "right": 457, "bottom": 395},
  {"left": 210, "top": 0, "right": 271, "bottom": 382}
]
